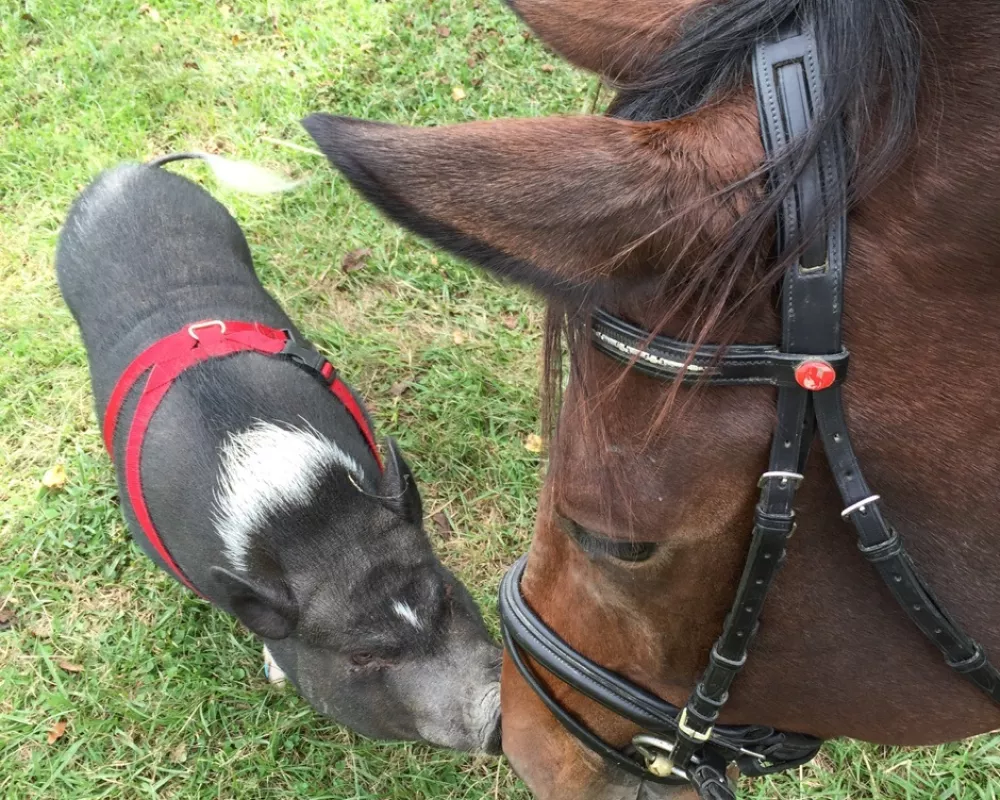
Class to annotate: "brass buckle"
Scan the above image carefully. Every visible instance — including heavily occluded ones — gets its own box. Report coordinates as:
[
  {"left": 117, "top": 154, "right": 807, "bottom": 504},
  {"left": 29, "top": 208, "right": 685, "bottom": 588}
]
[{"left": 678, "top": 708, "right": 714, "bottom": 742}]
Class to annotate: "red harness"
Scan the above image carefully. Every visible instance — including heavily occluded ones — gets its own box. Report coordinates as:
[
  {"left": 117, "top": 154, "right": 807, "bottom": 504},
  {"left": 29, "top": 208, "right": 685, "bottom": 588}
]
[{"left": 103, "top": 319, "right": 382, "bottom": 594}]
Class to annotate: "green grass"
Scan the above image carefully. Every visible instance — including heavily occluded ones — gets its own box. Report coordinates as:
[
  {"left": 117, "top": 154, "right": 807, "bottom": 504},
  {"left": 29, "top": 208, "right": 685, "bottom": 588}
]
[{"left": 1, "top": 1, "right": 998, "bottom": 798}]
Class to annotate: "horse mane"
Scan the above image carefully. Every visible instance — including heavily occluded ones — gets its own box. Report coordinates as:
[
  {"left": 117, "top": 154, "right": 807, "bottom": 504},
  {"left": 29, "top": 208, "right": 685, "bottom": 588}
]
[{"left": 543, "top": 0, "right": 921, "bottom": 437}]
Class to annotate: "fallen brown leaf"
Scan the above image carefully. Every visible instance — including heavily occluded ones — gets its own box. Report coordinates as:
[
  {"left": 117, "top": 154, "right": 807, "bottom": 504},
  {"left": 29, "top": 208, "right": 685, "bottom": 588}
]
[
  {"left": 170, "top": 742, "right": 188, "bottom": 763},
  {"left": 341, "top": 247, "right": 372, "bottom": 273},
  {"left": 524, "top": 433, "right": 543, "bottom": 454},
  {"left": 30, "top": 617, "right": 53, "bottom": 639},
  {"left": 390, "top": 381, "right": 410, "bottom": 398},
  {"left": 0, "top": 608, "right": 19, "bottom": 632},
  {"left": 46, "top": 720, "right": 67, "bottom": 745},
  {"left": 432, "top": 512, "right": 454, "bottom": 540},
  {"left": 451, "top": 86, "right": 466, "bottom": 102},
  {"left": 21, "top": 12, "right": 36, "bottom": 22},
  {"left": 502, "top": 313, "right": 518, "bottom": 330},
  {"left": 231, "top": 32, "right": 244, "bottom": 45},
  {"left": 540, "top": 64, "right": 555, "bottom": 73},
  {"left": 466, "top": 56, "right": 477, "bottom": 68},
  {"left": 452, "top": 330, "right": 467, "bottom": 345},
  {"left": 57, "top": 660, "right": 84, "bottom": 674},
  {"left": 183, "top": 60, "right": 199, "bottom": 70},
  {"left": 436, "top": 25, "right": 451, "bottom": 37}
]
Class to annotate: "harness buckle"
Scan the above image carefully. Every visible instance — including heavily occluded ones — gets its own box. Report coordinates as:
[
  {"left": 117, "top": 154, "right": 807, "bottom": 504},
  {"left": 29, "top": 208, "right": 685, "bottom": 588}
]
[
  {"left": 757, "top": 471, "right": 804, "bottom": 489},
  {"left": 187, "top": 319, "right": 227, "bottom": 340},
  {"left": 678, "top": 708, "right": 714, "bottom": 742},
  {"left": 841, "top": 494, "right": 881, "bottom": 518}
]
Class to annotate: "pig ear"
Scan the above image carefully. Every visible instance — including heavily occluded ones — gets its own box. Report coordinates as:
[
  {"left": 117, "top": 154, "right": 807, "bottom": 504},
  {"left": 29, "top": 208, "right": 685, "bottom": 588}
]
[
  {"left": 378, "top": 437, "right": 423, "bottom": 527},
  {"left": 301, "top": 108, "right": 758, "bottom": 303},
  {"left": 210, "top": 567, "right": 299, "bottom": 640}
]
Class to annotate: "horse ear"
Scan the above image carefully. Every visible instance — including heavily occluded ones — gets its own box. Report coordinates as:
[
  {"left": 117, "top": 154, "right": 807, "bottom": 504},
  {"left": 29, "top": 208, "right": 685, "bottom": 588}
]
[
  {"left": 302, "top": 105, "right": 759, "bottom": 303},
  {"left": 505, "top": 0, "right": 695, "bottom": 82},
  {"left": 377, "top": 437, "right": 423, "bottom": 527},
  {"left": 210, "top": 567, "right": 299, "bottom": 640}
]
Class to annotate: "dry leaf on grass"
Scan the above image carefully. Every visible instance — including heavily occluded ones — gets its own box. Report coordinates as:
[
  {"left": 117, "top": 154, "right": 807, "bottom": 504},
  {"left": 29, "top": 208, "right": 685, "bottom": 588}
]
[
  {"left": 170, "top": 742, "right": 188, "bottom": 763},
  {"left": 524, "top": 434, "right": 543, "bottom": 454},
  {"left": 502, "top": 314, "right": 518, "bottom": 330},
  {"left": 57, "top": 660, "right": 84, "bottom": 674},
  {"left": 540, "top": 64, "right": 555, "bottom": 73},
  {"left": 432, "top": 512, "right": 454, "bottom": 541},
  {"left": 451, "top": 86, "right": 466, "bottom": 102},
  {"left": 42, "top": 464, "right": 67, "bottom": 490},
  {"left": 341, "top": 248, "right": 372, "bottom": 273},
  {"left": 139, "top": 4, "right": 162, "bottom": 22},
  {"left": 0, "top": 608, "right": 19, "bottom": 632},
  {"left": 452, "top": 330, "right": 467, "bottom": 345},
  {"left": 46, "top": 720, "right": 67, "bottom": 745},
  {"left": 436, "top": 25, "right": 451, "bottom": 37},
  {"left": 390, "top": 381, "right": 410, "bottom": 398}
]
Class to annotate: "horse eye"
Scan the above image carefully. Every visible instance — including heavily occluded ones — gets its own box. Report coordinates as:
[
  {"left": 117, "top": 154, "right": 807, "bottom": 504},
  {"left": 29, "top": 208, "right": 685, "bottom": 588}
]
[
  {"left": 558, "top": 515, "right": 657, "bottom": 563},
  {"left": 350, "top": 652, "right": 375, "bottom": 666}
]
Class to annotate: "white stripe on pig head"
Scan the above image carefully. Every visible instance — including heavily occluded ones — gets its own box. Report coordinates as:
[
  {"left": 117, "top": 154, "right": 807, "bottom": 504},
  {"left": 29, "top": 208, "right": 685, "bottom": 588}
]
[{"left": 213, "top": 421, "right": 364, "bottom": 571}]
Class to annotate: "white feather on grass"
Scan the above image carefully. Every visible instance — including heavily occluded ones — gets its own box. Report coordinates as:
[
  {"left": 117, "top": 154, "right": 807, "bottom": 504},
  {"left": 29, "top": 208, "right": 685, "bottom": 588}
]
[
  {"left": 149, "top": 152, "right": 308, "bottom": 194},
  {"left": 200, "top": 153, "right": 307, "bottom": 194}
]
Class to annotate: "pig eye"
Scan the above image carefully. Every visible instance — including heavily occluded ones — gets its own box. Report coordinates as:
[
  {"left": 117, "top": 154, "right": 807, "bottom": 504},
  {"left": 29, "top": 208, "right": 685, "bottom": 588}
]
[{"left": 350, "top": 652, "right": 375, "bottom": 666}]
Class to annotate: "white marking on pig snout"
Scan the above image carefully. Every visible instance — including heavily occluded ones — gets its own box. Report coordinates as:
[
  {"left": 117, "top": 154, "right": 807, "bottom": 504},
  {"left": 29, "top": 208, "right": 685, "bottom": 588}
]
[
  {"left": 392, "top": 600, "right": 424, "bottom": 630},
  {"left": 214, "top": 421, "right": 363, "bottom": 571}
]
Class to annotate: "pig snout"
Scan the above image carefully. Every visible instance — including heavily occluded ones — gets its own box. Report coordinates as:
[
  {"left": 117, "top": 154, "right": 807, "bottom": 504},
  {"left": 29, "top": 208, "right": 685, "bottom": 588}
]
[{"left": 414, "top": 640, "right": 502, "bottom": 754}]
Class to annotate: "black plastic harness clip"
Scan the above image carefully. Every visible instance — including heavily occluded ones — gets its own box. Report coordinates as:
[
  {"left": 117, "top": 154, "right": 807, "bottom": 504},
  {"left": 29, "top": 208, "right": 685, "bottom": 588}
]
[{"left": 280, "top": 329, "right": 336, "bottom": 384}]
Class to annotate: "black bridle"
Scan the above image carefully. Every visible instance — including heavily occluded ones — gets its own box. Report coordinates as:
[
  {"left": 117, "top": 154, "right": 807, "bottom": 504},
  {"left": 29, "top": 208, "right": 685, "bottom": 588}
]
[{"left": 499, "top": 16, "right": 1000, "bottom": 800}]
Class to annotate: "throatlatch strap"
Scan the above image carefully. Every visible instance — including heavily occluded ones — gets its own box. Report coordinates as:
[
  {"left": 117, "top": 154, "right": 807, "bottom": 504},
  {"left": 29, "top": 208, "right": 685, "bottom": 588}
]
[{"left": 104, "top": 320, "right": 382, "bottom": 594}]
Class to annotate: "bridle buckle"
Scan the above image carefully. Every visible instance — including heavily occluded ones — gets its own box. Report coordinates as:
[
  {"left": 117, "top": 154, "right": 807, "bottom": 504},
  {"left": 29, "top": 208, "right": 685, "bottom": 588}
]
[
  {"left": 631, "top": 733, "right": 693, "bottom": 780},
  {"left": 678, "top": 708, "right": 714, "bottom": 742},
  {"left": 757, "top": 471, "right": 804, "bottom": 489}
]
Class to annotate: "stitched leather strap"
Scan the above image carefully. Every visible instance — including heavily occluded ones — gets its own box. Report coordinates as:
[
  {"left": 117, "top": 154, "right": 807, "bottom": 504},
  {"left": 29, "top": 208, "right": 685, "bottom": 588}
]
[
  {"left": 591, "top": 309, "right": 849, "bottom": 387},
  {"left": 499, "top": 556, "right": 823, "bottom": 782},
  {"left": 669, "top": 19, "right": 844, "bottom": 772},
  {"left": 813, "top": 387, "right": 1000, "bottom": 699}
]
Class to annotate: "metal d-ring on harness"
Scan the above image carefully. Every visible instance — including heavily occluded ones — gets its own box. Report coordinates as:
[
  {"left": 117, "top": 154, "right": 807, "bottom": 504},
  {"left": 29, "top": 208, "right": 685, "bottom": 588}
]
[{"left": 499, "top": 15, "right": 1000, "bottom": 800}]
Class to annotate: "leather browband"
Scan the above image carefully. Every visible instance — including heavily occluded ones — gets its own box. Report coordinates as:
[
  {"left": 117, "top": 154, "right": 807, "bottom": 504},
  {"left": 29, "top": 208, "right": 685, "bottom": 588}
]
[
  {"left": 591, "top": 308, "right": 849, "bottom": 387},
  {"left": 499, "top": 13, "right": 1000, "bottom": 800}
]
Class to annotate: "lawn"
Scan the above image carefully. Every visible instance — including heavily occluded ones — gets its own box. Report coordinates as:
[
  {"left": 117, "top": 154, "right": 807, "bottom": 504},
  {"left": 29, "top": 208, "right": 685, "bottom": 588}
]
[{"left": 2, "top": 1, "right": 999, "bottom": 798}]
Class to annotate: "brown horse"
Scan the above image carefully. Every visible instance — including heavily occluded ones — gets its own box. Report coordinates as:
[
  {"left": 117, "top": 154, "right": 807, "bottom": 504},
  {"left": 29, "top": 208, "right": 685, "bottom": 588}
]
[{"left": 303, "top": 0, "right": 1000, "bottom": 797}]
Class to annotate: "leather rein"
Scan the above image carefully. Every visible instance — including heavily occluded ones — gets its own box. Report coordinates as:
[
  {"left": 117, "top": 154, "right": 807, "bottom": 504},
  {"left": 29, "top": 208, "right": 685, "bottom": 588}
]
[{"left": 499, "top": 17, "right": 1000, "bottom": 799}]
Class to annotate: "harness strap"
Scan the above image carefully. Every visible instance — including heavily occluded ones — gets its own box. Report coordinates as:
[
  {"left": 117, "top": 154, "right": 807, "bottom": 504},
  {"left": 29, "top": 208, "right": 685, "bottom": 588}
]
[
  {"left": 590, "top": 310, "right": 849, "bottom": 387},
  {"left": 103, "top": 320, "right": 382, "bottom": 594}
]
